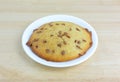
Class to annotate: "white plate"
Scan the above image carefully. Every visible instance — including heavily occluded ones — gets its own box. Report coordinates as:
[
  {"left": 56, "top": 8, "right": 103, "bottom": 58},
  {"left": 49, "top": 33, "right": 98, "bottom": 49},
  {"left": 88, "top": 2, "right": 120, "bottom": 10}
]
[{"left": 22, "top": 15, "right": 98, "bottom": 68}]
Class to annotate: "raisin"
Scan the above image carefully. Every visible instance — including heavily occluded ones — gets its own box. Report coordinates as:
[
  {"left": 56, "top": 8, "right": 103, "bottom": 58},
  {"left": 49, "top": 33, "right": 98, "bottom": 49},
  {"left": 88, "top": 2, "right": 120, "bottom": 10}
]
[
  {"left": 33, "top": 29, "right": 38, "bottom": 32},
  {"left": 61, "top": 23, "right": 65, "bottom": 26},
  {"left": 41, "top": 27, "right": 44, "bottom": 30},
  {"left": 50, "top": 34, "right": 53, "bottom": 37},
  {"left": 26, "top": 42, "right": 30, "bottom": 46},
  {"left": 56, "top": 23, "right": 59, "bottom": 25},
  {"left": 33, "top": 38, "right": 39, "bottom": 42},
  {"left": 77, "top": 41, "right": 80, "bottom": 44},
  {"left": 61, "top": 50, "right": 65, "bottom": 55},
  {"left": 46, "top": 49, "right": 50, "bottom": 53},
  {"left": 57, "top": 43, "right": 62, "bottom": 48},
  {"left": 63, "top": 41, "right": 67, "bottom": 45},
  {"left": 83, "top": 52, "right": 86, "bottom": 55},
  {"left": 63, "top": 32, "right": 67, "bottom": 34},
  {"left": 89, "top": 31, "right": 92, "bottom": 36},
  {"left": 76, "top": 28, "right": 80, "bottom": 31},
  {"left": 58, "top": 31, "right": 62, "bottom": 34},
  {"left": 63, "top": 32, "right": 70, "bottom": 38},
  {"left": 89, "top": 42, "right": 92, "bottom": 45},
  {"left": 49, "top": 23, "right": 53, "bottom": 27},
  {"left": 37, "top": 31, "right": 42, "bottom": 33},
  {"left": 78, "top": 53, "right": 82, "bottom": 56},
  {"left": 57, "top": 35, "right": 62, "bottom": 38},
  {"left": 84, "top": 28, "right": 89, "bottom": 32},
  {"left": 30, "top": 44, "right": 32, "bottom": 47},
  {"left": 69, "top": 28, "right": 72, "bottom": 31},
  {"left": 66, "top": 35, "right": 70, "bottom": 38},
  {"left": 43, "top": 40, "right": 47, "bottom": 43},
  {"left": 36, "top": 45, "right": 38, "bottom": 48},
  {"left": 83, "top": 39, "right": 86, "bottom": 42},
  {"left": 26, "top": 42, "right": 32, "bottom": 47},
  {"left": 52, "top": 50, "right": 55, "bottom": 53},
  {"left": 74, "top": 40, "right": 77, "bottom": 43},
  {"left": 76, "top": 45, "right": 82, "bottom": 50}
]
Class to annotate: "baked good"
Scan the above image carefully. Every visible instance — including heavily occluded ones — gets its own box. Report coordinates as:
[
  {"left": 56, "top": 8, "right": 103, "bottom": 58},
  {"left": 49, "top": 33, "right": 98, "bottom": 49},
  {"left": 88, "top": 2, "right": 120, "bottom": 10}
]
[{"left": 26, "top": 21, "right": 92, "bottom": 62}]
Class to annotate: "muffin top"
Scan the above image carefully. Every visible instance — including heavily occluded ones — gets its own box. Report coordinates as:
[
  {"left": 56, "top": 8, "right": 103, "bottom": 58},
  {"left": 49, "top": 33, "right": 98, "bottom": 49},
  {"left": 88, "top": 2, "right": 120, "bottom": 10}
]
[{"left": 26, "top": 21, "right": 92, "bottom": 62}]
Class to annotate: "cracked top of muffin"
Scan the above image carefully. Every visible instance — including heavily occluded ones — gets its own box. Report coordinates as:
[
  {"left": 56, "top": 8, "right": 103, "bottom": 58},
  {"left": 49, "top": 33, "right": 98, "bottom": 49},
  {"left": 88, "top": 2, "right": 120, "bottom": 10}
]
[{"left": 26, "top": 21, "right": 92, "bottom": 62}]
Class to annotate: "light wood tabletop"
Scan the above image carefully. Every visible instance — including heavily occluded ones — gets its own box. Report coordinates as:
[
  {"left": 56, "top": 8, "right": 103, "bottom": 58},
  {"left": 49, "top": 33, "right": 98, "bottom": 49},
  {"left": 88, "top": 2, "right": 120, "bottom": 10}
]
[{"left": 0, "top": 0, "right": 120, "bottom": 82}]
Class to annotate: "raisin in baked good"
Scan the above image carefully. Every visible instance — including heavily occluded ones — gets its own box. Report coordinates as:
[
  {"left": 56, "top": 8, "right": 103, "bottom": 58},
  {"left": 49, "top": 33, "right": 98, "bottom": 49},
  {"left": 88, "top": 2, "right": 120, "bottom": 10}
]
[{"left": 26, "top": 21, "right": 92, "bottom": 62}]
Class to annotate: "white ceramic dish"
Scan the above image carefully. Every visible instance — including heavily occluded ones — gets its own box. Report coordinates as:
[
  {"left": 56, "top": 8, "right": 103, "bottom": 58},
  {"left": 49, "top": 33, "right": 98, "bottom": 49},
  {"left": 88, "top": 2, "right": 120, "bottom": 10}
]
[{"left": 22, "top": 15, "right": 98, "bottom": 68}]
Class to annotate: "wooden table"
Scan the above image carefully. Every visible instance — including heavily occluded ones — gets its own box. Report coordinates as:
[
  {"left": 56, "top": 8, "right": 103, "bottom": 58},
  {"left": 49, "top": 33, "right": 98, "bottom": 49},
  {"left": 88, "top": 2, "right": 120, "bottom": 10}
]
[{"left": 0, "top": 0, "right": 120, "bottom": 82}]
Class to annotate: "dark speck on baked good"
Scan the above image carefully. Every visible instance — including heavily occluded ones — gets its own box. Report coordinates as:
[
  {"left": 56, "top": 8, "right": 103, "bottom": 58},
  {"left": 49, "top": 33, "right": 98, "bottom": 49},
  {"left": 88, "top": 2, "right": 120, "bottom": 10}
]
[
  {"left": 56, "top": 23, "right": 59, "bottom": 25},
  {"left": 43, "top": 40, "right": 47, "bottom": 43},
  {"left": 36, "top": 45, "right": 38, "bottom": 48},
  {"left": 61, "top": 23, "right": 65, "bottom": 26},
  {"left": 76, "top": 28, "right": 80, "bottom": 31},
  {"left": 61, "top": 50, "right": 65, "bottom": 55},
  {"left": 57, "top": 43, "right": 62, "bottom": 48},
  {"left": 46, "top": 49, "right": 50, "bottom": 53}
]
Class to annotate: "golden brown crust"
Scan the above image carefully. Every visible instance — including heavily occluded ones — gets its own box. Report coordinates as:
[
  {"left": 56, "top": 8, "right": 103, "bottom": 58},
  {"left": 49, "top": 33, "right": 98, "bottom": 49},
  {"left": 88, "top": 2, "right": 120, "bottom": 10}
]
[{"left": 26, "top": 21, "right": 92, "bottom": 62}]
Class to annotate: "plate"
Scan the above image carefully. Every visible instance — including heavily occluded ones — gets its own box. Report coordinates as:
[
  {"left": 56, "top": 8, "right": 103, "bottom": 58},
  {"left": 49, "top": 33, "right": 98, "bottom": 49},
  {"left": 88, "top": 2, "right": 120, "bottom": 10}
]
[{"left": 22, "top": 15, "right": 98, "bottom": 67}]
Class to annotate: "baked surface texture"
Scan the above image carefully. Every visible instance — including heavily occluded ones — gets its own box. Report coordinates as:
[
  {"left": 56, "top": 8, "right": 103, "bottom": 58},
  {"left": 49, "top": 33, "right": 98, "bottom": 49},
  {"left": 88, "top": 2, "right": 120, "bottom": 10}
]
[{"left": 26, "top": 21, "right": 92, "bottom": 62}]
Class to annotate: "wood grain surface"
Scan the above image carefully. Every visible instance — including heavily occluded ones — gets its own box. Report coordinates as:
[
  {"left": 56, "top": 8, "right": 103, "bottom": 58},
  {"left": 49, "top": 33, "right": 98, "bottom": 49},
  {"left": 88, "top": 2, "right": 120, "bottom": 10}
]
[{"left": 0, "top": 0, "right": 120, "bottom": 82}]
